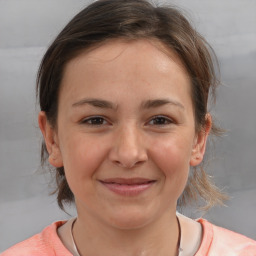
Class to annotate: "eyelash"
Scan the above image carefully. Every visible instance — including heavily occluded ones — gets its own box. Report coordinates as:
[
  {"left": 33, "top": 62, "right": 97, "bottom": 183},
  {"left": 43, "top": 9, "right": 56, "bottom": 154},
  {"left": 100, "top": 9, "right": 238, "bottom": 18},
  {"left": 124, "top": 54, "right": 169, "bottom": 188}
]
[
  {"left": 80, "top": 115, "right": 174, "bottom": 127},
  {"left": 80, "top": 116, "right": 108, "bottom": 126},
  {"left": 147, "top": 115, "right": 174, "bottom": 126}
]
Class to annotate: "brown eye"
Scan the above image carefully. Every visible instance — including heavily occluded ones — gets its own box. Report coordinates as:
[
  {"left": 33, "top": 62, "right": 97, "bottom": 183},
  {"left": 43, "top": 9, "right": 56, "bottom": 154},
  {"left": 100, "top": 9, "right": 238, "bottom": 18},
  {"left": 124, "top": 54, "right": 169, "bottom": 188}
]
[
  {"left": 81, "top": 116, "right": 107, "bottom": 125},
  {"left": 148, "top": 116, "right": 173, "bottom": 125}
]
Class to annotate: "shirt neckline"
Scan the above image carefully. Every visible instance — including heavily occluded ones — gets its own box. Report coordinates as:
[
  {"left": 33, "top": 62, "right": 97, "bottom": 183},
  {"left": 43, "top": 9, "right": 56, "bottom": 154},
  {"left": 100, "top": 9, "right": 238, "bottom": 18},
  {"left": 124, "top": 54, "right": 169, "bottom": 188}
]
[{"left": 51, "top": 218, "right": 213, "bottom": 256}]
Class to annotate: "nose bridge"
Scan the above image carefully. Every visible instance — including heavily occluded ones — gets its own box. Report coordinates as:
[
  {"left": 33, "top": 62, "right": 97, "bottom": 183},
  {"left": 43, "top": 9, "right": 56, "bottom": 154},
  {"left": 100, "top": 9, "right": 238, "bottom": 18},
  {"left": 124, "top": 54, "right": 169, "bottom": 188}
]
[
  {"left": 120, "top": 124, "right": 140, "bottom": 151},
  {"left": 110, "top": 121, "right": 147, "bottom": 168}
]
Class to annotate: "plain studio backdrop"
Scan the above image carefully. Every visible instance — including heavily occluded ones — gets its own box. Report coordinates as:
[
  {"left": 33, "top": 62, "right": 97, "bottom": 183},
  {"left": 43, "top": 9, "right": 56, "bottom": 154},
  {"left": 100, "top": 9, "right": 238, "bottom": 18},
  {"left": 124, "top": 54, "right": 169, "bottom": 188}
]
[{"left": 0, "top": 0, "right": 255, "bottom": 252}]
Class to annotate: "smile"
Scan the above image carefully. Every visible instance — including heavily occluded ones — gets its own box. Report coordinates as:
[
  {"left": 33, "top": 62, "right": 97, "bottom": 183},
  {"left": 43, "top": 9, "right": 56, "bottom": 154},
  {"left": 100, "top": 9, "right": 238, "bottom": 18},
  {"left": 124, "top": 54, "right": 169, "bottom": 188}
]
[{"left": 99, "top": 178, "right": 156, "bottom": 196}]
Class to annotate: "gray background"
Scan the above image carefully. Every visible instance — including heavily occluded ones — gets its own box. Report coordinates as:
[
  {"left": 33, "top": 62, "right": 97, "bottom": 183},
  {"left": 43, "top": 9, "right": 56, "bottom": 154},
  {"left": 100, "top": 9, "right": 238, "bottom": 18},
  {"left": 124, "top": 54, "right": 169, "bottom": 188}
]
[{"left": 0, "top": 0, "right": 255, "bottom": 252}]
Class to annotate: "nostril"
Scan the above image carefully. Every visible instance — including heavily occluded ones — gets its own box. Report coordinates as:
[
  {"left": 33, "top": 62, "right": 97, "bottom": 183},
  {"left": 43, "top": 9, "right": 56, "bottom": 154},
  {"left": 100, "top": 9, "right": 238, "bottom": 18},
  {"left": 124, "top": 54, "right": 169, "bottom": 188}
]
[
  {"left": 113, "top": 159, "right": 145, "bottom": 169},
  {"left": 108, "top": 136, "right": 148, "bottom": 168}
]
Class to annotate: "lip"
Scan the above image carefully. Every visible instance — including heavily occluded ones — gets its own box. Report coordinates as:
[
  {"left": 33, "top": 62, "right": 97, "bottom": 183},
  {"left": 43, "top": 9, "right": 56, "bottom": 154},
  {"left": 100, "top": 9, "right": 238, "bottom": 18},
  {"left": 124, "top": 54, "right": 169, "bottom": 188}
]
[{"left": 99, "top": 178, "right": 156, "bottom": 196}]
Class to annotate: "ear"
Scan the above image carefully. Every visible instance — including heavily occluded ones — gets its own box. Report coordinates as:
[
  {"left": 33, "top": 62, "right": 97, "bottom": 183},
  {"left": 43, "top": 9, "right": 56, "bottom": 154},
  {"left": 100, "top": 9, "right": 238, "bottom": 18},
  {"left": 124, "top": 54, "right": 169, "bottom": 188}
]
[
  {"left": 190, "top": 113, "right": 212, "bottom": 166},
  {"left": 38, "top": 111, "right": 63, "bottom": 167}
]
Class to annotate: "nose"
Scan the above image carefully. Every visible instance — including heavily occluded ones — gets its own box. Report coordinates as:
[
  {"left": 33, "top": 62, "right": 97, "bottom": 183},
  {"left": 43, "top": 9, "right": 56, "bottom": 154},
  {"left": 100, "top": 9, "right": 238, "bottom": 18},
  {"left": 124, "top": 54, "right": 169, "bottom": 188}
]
[{"left": 109, "top": 125, "right": 148, "bottom": 169}]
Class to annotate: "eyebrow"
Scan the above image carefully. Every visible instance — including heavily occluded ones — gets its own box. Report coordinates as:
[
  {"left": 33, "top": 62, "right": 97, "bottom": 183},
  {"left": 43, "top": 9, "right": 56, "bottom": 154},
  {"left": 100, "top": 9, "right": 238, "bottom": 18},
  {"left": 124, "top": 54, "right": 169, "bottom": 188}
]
[
  {"left": 72, "top": 98, "right": 184, "bottom": 110},
  {"left": 141, "top": 99, "right": 185, "bottom": 110},
  {"left": 72, "top": 98, "right": 117, "bottom": 109}
]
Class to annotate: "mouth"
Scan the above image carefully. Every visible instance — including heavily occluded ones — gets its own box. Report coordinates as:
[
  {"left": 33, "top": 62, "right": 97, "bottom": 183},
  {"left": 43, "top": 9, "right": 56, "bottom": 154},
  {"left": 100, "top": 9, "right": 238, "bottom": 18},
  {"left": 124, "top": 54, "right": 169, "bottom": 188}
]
[{"left": 99, "top": 178, "right": 156, "bottom": 196}]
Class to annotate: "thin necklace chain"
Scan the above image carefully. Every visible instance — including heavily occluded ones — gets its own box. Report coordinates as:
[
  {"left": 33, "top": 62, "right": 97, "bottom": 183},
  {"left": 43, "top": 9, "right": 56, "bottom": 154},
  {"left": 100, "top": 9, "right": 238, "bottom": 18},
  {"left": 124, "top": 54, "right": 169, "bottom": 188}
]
[{"left": 70, "top": 217, "right": 183, "bottom": 256}]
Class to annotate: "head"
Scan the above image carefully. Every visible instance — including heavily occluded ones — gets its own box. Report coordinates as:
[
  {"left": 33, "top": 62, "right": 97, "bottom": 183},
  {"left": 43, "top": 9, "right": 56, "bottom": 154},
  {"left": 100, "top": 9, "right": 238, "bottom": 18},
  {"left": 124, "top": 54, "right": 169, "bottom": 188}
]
[{"left": 37, "top": 0, "right": 225, "bottom": 213}]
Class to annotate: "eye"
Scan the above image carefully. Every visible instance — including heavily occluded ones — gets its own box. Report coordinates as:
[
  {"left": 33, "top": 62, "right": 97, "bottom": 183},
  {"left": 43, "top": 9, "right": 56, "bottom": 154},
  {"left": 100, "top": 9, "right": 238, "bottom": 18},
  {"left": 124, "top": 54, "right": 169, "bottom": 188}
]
[
  {"left": 148, "top": 115, "right": 173, "bottom": 126},
  {"left": 81, "top": 116, "right": 108, "bottom": 126}
]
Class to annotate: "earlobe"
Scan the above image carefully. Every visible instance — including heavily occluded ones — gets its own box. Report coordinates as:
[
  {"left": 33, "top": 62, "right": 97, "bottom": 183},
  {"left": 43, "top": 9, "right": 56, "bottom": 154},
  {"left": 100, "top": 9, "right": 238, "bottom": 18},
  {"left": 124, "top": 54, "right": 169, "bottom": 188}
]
[
  {"left": 190, "top": 114, "right": 212, "bottom": 166},
  {"left": 38, "top": 111, "right": 63, "bottom": 168}
]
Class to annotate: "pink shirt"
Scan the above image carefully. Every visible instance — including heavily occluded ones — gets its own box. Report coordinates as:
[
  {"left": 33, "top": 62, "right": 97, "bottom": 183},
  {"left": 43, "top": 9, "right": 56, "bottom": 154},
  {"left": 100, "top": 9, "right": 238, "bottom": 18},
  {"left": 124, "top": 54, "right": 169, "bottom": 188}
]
[{"left": 1, "top": 219, "right": 256, "bottom": 255}]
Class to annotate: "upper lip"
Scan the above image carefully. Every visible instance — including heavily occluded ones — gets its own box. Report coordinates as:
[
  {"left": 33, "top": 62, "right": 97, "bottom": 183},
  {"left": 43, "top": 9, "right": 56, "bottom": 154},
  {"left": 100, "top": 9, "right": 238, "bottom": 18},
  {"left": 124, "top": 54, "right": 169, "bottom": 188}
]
[{"left": 99, "top": 178, "right": 156, "bottom": 185}]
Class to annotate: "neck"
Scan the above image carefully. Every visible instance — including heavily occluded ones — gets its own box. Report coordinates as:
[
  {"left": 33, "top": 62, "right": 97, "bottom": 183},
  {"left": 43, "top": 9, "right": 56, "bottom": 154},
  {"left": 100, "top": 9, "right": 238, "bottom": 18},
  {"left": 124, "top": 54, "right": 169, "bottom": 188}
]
[{"left": 73, "top": 209, "right": 179, "bottom": 256}]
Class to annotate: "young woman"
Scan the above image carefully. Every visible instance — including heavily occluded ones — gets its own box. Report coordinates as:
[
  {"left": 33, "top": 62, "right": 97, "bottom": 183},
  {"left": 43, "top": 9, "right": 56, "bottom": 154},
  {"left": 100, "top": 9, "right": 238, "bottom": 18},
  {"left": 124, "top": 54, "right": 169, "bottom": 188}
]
[{"left": 2, "top": 0, "right": 256, "bottom": 255}]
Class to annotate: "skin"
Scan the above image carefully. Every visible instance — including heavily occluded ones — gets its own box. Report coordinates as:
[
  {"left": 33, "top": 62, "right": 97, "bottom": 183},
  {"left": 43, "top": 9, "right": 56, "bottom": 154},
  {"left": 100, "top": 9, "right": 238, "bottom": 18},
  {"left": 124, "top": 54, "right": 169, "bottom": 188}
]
[{"left": 39, "top": 39, "right": 211, "bottom": 256}]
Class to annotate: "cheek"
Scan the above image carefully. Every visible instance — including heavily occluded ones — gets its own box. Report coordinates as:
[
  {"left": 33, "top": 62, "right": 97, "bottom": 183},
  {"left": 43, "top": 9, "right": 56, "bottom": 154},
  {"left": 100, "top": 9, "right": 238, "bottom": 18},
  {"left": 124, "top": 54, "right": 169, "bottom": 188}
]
[
  {"left": 149, "top": 136, "right": 193, "bottom": 194},
  {"left": 59, "top": 135, "right": 108, "bottom": 187}
]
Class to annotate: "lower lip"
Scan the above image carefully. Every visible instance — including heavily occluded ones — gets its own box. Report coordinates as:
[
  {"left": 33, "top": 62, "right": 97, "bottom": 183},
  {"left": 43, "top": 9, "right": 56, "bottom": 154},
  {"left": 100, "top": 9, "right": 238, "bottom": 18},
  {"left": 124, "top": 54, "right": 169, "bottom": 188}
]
[{"left": 100, "top": 181, "right": 156, "bottom": 196}]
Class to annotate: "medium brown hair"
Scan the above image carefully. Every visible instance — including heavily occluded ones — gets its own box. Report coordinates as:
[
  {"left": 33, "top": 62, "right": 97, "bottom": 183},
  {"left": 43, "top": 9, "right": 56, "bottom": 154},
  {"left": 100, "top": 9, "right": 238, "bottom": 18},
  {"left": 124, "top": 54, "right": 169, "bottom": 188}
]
[{"left": 37, "top": 0, "right": 226, "bottom": 211}]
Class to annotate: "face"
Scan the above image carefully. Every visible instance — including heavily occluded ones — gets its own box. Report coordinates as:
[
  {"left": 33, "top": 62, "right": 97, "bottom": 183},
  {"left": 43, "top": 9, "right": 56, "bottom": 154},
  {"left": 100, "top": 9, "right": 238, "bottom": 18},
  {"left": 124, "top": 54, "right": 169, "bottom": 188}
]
[{"left": 39, "top": 39, "right": 210, "bottom": 229}]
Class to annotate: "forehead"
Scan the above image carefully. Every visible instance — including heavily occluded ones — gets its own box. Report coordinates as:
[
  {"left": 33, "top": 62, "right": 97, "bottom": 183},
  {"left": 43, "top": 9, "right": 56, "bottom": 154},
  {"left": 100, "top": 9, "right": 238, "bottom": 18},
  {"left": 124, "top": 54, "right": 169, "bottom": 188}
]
[
  {"left": 59, "top": 39, "right": 192, "bottom": 103},
  {"left": 69, "top": 39, "right": 189, "bottom": 74}
]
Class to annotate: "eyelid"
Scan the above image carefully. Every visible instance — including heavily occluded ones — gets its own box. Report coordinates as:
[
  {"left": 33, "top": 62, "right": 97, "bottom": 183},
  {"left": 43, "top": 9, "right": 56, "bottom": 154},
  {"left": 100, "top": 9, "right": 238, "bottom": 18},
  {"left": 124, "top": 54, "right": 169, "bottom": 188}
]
[
  {"left": 146, "top": 115, "right": 175, "bottom": 126},
  {"left": 79, "top": 115, "right": 175, "bottom": 126},
  {"left": 80, "top": 115, "right": 110, "bottom": 126}
]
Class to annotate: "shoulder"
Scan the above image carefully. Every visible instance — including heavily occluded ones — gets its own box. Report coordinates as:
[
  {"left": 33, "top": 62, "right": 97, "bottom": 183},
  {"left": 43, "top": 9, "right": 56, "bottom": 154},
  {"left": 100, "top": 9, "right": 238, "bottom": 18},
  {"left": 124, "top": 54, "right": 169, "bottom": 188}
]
[
  {"left": 196, "top": 219, "right": 256, "bottom": 256},
  {"left": 0, "top": 221, "right": 72, "bottom": 256}
]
